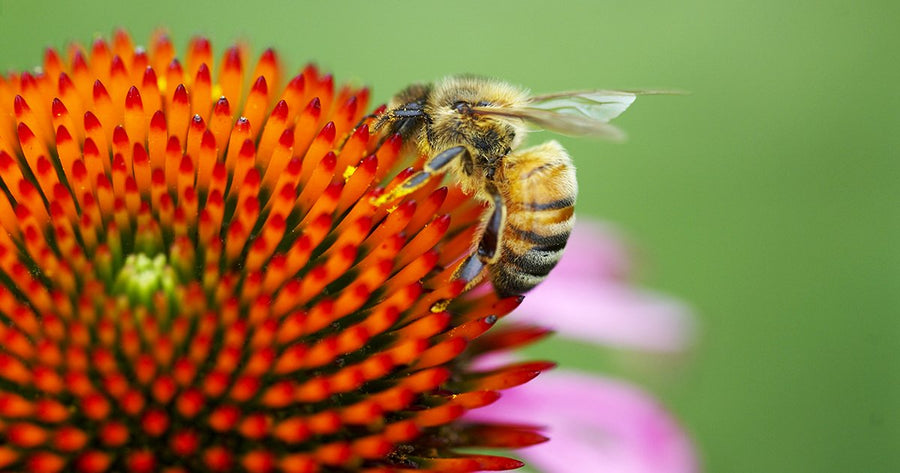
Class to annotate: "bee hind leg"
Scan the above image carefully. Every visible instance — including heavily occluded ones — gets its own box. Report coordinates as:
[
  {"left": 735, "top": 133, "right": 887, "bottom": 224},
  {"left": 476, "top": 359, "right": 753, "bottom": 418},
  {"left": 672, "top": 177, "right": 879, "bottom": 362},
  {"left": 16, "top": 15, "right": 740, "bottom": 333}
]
[
  {"left": 430, "top": 185, "right": 506, "bottom": 312},
  {"left": 373, "top": 145, "right": 468, "bottom": 206},
  {"left": 474, "top": 184, "right": 505, "bottom": 267}
]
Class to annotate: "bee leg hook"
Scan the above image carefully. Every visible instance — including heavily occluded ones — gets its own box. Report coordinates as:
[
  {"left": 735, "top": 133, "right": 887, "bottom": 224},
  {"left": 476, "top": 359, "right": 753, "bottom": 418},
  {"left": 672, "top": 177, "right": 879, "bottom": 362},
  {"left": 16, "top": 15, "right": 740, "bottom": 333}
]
[{"left": 430, "top": 253, "right": 485, "bottom": 313}]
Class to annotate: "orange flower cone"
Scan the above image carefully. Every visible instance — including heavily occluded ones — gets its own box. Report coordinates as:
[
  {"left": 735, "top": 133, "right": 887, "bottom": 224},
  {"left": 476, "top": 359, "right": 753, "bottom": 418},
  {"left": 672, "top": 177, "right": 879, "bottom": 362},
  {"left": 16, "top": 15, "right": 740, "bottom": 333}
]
[{"left": 0, "top": 30, "right": 552, "bottom": 472}]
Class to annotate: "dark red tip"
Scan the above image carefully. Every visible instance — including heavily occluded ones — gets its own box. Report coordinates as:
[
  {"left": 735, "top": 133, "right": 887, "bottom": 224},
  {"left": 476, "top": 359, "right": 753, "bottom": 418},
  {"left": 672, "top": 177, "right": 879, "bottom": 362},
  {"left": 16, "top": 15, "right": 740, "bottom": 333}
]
[
  {"left": 302, "top": 63, "right": 319, "bottom": 81},
  {"left": 190, "top": 37, "right": 211, "bottom": 56},
  {"left": 319, "top": 74, "right": 333, "bottom": 91},
  {"left": 151, "top": 169, "right": 165, "bottom": 186},
  {"left": 51, "top": 98, "right": 67, "bottom": 118},
  {"left": 173, "top": 84, "right": 188, "bottom": 105},
  {"left": 72, "top": 50, "right": 89, "bottom": 72},
  {"left": 359, "top": 154, "right": 378, "bottom": 173},
  {"left": 126, "top": 86, "right": 142, "bottom": 109},
  {"left": 13, "top": 95, "right": 29, "bottom": 117},
  {"left": 112, "top": 153, "right": 127, "bottom": 172},
  {"left": 179, "top": 155, "right": 193, "bottom": 174},
  {"left": 133, "top": 143, "right": 149, "bottom": 164},
  {"left": 142, "top": 66, "right": 158, "bottom": 88},
  {"left": 431, "top": 214, "right": 452, "bottom": 232},
  {"left": 342, "top": 95, "right": 358, "bottom": 116},
  {"left": 287, "top": 74, "right": 305, "bottom": 93},
  {"left": 16, "top": 122, "right": 35, "bottom": 143},
  {"left": 351, "top": 123, "right": 369, "bottom": 142},
  {"left": 83, "top": 138, "right": 100, "bottom": 157},
  {"left": 44, "top": 48, "right": 61, "bottom": 67},
  {"left": 167, "top": 58, "right": 184, "bottom": 76},
  {"left": 215, "top": 95, "right": 230, "bottom": 109},
  {"left": 84, "top": 111, "right": 102, "bottom": 131},
  {"left": 260, "top": 48, "right": 276, "bottom": 64},
  {"left": 213, "top": 162, "right": 227, "bottom": 181},
  {"left": 251, "top": 76, "right": 268, "bottom": 95},
  {"left": 166, "top": 136, "right": 181, "bottom": 154},
  {"left": 93, "top": 80, "right": 110, "bottom": 101},
  {"left": 244, "top": 168, "right": 261, "bottom": 186},
  {"left": 234, "top": 116, "right": 250, "bottom": 133},
  {"left": 305, "top": 97, "right": 321, "bottom": 115},
  {"left": 195, "top": 63, "right": 211, "bottom": 83},
  {"left": 318, "top": 121, "right": 335, "bottom": 141},
  {"left": 278, "top": 128, "right": 295, "bottom": 148},
  {"left": 92, "top": 38, "right": 110, "bottom": 55},
  {"left": 110, "top": 55, "right": 127, "bottom": 77},
  {"left": 385, "top": 133, "right": 403, "bottom": 150},
  {"left": 71, "top": 159, "right": 87, "bottom": 181},
  {"left": 224, "top": 46, "right": 241, "bottom": 71},
  {"left": 239, "top": 139, "right": 255, "bottom": 158},
  {"left": 19, "top": 71, "right": 36, "bottom": 91},
  {"left": 286, "top": 157, "right": 302, "bottom": 175},
  {"left": 113, "top": 126, "right": 129, "bottom": 147},
  {"left": 201, "top": 130, "right": 216, "bottom": 150},
  {"left": 37, "top": 156, "right": 53, "bottom": 175},
  {"left": 271, "top": 100, "right": 288, "bottom": 120},
  {"left": 150, "top": 110, "right": 166, "bottom": 132},
  {"left": 56, "top": 125, "right": 73, "bottom": 143},
  {"left": 0, "top": 151, "right": 13, "bottom": 169},
  {"left": 58, "top": 72, "right": 75, "bottom": 93}
]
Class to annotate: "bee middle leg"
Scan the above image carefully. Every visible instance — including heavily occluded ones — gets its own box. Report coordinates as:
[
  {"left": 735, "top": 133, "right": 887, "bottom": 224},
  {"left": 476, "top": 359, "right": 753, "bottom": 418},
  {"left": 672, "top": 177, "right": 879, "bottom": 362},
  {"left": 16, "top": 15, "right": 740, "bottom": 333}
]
[{"left": 372, "top": 145, "right": 469, "bottom": 206}]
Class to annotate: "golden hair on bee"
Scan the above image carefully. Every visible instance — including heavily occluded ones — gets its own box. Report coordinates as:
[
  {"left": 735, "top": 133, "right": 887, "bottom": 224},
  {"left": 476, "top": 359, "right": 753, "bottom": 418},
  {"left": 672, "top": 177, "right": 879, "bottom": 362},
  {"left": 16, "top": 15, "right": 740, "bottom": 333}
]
[{"left": 373, "top": 75, "right": 662, "bottom": 299}]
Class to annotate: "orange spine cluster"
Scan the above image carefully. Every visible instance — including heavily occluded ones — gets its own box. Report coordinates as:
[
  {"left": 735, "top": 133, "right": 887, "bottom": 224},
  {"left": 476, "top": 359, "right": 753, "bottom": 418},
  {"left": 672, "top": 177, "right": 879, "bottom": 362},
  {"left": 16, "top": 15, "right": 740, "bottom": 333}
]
[{"left": 0, "top": 30, "right": 552, "bottom": 472}]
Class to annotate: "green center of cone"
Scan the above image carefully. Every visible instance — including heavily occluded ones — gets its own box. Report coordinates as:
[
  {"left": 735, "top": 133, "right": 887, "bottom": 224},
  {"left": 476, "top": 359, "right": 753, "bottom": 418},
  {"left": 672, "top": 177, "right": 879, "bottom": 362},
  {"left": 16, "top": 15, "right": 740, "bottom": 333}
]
[{"left": 113, "top": 253, "right": 177, "bottom": 308}]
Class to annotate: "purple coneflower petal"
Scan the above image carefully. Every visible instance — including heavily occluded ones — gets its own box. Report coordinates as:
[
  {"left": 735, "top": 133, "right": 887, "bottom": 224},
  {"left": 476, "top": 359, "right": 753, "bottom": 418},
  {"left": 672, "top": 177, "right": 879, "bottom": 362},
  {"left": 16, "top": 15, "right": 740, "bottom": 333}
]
[
  {"left": 516, "top": 221, "right": 696, "bottom": 352},
  {"left": 469, "top": 372, "right": 700, "bottom": 473}
]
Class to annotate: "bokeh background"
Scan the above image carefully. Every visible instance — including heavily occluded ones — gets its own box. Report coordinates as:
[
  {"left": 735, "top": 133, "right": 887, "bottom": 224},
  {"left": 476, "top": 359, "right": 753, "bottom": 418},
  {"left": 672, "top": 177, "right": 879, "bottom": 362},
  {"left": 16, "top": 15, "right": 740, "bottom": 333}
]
[{"left": 0, "top": 0, "right": 897, "bottom": 471}]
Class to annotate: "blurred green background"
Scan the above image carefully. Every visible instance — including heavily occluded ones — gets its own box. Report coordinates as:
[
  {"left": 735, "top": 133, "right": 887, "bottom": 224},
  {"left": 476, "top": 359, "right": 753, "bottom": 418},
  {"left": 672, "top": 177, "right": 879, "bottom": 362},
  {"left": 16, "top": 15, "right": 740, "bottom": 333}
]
[{"left": 0, "top": 0, "right": 897, "bottom": 471}]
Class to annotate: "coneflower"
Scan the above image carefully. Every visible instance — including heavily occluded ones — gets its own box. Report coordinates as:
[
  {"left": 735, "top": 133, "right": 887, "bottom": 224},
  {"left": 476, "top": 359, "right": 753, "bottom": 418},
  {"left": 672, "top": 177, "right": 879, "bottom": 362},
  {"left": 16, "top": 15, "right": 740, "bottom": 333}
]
[{"left": 0, "top": 30, "right": 552, "bottom": 472}]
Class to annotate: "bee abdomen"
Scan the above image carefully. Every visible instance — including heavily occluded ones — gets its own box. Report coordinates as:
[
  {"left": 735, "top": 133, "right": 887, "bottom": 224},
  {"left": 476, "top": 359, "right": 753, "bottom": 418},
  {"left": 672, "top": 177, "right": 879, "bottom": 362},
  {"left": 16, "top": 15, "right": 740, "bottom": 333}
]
[
  {"left": 490, "top": 140, "right": 576, "bottom": 296},
  {"left": 491, "top": 224, "right": 572, "bottom": 296},
  {"left": 491, "top": 246, "right": 566, "bottom": 297},
  {"left": 525, "top": 195, "right": 576, "bottom": 211}
]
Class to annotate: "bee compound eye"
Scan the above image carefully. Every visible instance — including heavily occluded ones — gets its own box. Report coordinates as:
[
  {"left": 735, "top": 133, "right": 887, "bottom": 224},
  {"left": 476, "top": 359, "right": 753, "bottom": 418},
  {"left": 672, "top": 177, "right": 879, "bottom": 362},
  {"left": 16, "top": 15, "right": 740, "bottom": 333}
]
[{"left": 452, "top": 101, "right": 471, "bottom": 113}]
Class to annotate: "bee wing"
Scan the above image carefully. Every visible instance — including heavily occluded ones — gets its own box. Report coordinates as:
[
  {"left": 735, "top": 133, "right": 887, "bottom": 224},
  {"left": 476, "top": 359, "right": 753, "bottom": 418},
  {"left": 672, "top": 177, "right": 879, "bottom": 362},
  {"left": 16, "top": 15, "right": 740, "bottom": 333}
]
[
  {"left": 472, "top": 106, "right": 627, "bottom": 140},
  {"left": 472, "top": 89, "right": 676, "bottom": 140},
  {"left": 528, "top": 89, "right": 640, "bottom": 123}
]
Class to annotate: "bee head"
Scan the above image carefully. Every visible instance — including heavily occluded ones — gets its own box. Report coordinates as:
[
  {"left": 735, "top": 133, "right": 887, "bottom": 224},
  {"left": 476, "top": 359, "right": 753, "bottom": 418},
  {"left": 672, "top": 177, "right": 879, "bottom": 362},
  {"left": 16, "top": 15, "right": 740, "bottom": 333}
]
[{"left": 428, "top": 76, "right": 530, "bottom": 161}]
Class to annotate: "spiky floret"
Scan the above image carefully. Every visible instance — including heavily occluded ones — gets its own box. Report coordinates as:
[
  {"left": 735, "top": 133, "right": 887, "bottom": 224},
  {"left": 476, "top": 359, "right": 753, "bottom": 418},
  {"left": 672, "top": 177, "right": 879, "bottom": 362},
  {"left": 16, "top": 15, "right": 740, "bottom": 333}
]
[{"left": 0, "top": 30, "right": 552, "bottom": 472}]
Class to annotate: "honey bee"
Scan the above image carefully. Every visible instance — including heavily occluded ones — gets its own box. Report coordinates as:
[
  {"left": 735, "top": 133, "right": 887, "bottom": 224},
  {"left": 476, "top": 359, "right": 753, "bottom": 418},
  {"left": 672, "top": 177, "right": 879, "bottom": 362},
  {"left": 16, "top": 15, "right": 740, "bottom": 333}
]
[{"left": 373, "top": 76, "right": 656, "bottom": 297}]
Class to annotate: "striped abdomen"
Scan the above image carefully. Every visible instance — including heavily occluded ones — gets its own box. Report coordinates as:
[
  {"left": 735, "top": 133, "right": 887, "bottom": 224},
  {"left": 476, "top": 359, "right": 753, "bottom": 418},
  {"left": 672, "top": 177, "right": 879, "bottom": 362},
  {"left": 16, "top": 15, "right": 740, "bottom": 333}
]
[{"left": 491, "top": 141, "right": 576, "bottom": 296}]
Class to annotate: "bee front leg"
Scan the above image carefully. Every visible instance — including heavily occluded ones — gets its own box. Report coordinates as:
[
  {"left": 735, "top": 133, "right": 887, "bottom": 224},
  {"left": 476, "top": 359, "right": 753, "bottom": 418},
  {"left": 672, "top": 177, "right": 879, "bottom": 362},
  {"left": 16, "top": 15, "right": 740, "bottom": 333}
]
[
  {"left": 372, "top": 145, "right": 469, "bottom": 206},
  {"left": 373, "top": 101, "right": 425, "bottom": 135}
]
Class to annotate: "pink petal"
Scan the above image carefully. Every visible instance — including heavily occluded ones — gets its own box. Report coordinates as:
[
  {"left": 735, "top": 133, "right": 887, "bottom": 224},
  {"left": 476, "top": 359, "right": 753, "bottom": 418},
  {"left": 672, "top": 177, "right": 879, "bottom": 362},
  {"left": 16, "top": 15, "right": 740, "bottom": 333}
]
[
  {"left": 469, "top": 371, "right": 699, "bottom": 473},
  {"left": 548, "top": 220, "right": 632, "bottom": 280},
  {"left": 518, "top": 280, "right": 695, "bottom": 352},
  {"left": 514, "top": 220, "right": 696, "bottom": 352}
]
